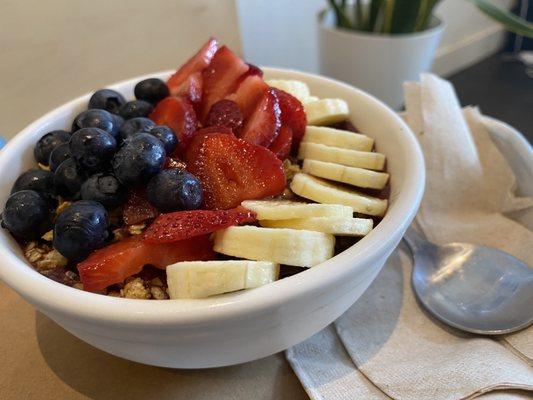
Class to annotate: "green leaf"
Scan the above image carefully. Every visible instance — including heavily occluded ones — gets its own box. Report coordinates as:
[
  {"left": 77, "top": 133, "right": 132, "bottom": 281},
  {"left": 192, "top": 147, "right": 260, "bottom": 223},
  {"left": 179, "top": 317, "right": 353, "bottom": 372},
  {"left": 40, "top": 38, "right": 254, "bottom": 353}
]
[
  {"left": 369, "top": 0, "right": 385, "bottom": 31},
  {"left": 469, "top": 0, "right": 533, "bottom": 38},
  {"left": 327, "top": 0, "right": 353, "bottom": 29},
  {"left": 381, "top": 0, "right": 395, "bottom": 33},
  {"left": 414, "top": 0, "right": 441, "bottom": 31},
  {"left": 390, "top": 0, "right": 422, "bottom": 33}
]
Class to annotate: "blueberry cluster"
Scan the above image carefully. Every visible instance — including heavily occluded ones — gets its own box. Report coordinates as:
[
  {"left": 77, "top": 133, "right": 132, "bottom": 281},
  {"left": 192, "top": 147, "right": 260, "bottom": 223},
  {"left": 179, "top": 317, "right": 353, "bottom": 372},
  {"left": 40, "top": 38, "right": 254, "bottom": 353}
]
[{"left": 1, "top": 78, "right": 203, "bottom": 263}]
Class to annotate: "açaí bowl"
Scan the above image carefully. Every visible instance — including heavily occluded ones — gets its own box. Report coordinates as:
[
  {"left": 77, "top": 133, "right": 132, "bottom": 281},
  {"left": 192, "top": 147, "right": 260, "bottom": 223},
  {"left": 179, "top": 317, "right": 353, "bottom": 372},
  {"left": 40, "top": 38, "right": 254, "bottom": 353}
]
[{"left": 0, "top": 68, "right": 425, "bottom": 368}]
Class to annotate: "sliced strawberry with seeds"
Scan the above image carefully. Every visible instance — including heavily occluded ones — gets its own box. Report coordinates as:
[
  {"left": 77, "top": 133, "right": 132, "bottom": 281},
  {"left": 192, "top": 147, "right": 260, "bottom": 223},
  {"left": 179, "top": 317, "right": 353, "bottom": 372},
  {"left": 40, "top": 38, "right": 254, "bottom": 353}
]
[
  {"left": 149, "top": 97, "right": 198, "bottom": 155},
  {"left": 200, "top": 46, "right": 249, "bottom": 120},
  {"left": 269, "top": 125, "right": 293, "bottom": 160},
  {"left": 167, "top": 38, "right": 219, "bottom": 98},
  {"left": 186, "top": 133, "right": 285, "bottom": 209},
  {"left": 77, "top": 235, "right": 214, "bottom": 292},
  {"left": 240, "top": 88, "right": 281, "bottom": 148},
  {"left": 205, "top": 99, "right": 243, "bottom": 133},
  {"left": 178, "top": 72, "right": 203, "bottom": 104},
  {"left": 184, "top": 126, "right": 234, "bottom": 165},
  {"left": 272, "top": 88, "right": 307, "bottom": 152},
  {"left": 143, "top": 207, "right": 256, "bottom": 243},
  {"left": 123, "top": 189, "right": 159, "bottom": 225},
  {"left": 227, "top": 75, "right": 268, "bottom": 119},
  {"left": 245, "top": 63, "right": 263, "bottom": 78}
]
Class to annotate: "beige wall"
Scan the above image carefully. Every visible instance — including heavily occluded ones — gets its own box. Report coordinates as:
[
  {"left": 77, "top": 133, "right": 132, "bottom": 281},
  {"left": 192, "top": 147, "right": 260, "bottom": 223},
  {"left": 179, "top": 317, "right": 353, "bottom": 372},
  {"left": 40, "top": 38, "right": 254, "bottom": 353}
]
[{"left": 0, "top": 0, "right": 241, "bottom": 139}]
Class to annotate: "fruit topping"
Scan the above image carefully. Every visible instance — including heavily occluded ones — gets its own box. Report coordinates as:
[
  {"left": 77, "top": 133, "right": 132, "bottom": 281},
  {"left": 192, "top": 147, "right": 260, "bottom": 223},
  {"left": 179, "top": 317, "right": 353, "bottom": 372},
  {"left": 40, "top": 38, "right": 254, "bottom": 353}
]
[
  {"left": 268, "top": 125, "right": 293, "bottom": 160},
  {"left": 48, "top": 143, "right": 71, "bottom": 172},
  {"left": 143, "top": 207, "right": 256, "bottom": 243},
  {"left": 112, "top": 132, "right": 166, "bottom": 187},
  {"left": 11, "top": 169, "right": 56, "bottom": 198},
  {"left": 149, "top": 125, "right": 177, "bottom": 154},
  {"left": 1, "top": 190, "right": 54, "bottom": 240},
  {"left": 72, "top": 109, "right": 120, "bottom": 138},
  {"left": 200, "top": 46, "right": 249, "bottom": 120},
  {"left": 118, "top": 117, "right": 156, "bottom": 141},
  {"left": 227, "top": 75, "right": 268, "bottom": 119},
  {"left": 88, "top": 89, "right": 126, "bottom": 114},
  {"left": 134, "top": 78, "right": 169, "bottom": 104},
  {"left": 167, "top": 38, "right": 219, "bottom": 98},
  {"left": 240, "top": 88, "right": 281, "bottom": 147},
  {"left": 69, "top": 128, "right": 117, "bottom": 172},
  {"left": 122, "top": 189, "right": 159, "bottom": 225},
  {"left": 81, "top": 173, "right": 126, "bottom": 209},
  {"left": 53, "top": 200, "right": 109, "bottom": 262},
  {"left": 204, "top": 99, "right": 243, "bottom": 133},
  {"left": 146, "top": 169, "right": 203, "bottom": 212},
  {"left": 149, "top": 96, "right": 197, "bottom": 155},
  {"left": 186, "top": 133, "right": 285, "bottom": 209},
  {"left": 34, "top": 130, "right": 71, "bottom": 166},
  {"left": 53, "top": 158, "right": 87, "bottom": 199},
  {"left": 272, "top": 88, "right": 307, "bottom": 151},
  {"left": 118, "top": 100, "right": 154, "bottom": 120},
  {"left": 77, "top": 234, "right": 215, "bottom": 291}
]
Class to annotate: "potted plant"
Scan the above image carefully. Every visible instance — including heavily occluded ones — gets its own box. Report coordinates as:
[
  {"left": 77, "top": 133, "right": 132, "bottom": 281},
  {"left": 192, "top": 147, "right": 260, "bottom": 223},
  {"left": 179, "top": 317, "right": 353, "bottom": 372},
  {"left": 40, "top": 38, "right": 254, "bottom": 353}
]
[{"left": 319, "top": 0, "right": 533, "bottom": 110}]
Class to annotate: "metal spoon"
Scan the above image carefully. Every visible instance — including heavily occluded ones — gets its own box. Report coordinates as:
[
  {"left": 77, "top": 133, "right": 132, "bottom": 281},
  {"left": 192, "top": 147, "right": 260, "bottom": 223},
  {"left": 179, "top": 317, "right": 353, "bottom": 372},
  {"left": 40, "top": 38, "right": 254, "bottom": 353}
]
[{"left": 404, "top": 227, "right": 533, "bottom": 335}]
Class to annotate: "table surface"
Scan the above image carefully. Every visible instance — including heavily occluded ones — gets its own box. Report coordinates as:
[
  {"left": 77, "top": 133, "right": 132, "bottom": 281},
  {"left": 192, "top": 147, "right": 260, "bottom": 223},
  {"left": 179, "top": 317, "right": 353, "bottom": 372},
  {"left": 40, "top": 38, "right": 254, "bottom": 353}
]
[{"left": 1, "top": 53, "right": 531, "bottom": 400}]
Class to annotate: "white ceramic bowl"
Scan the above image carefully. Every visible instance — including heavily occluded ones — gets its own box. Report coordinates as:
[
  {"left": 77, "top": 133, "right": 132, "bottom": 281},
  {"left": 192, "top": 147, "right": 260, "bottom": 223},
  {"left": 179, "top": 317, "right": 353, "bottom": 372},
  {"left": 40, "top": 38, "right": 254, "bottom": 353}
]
[{"left": 0, "top": 68, "right": 424, "bottom": 368}]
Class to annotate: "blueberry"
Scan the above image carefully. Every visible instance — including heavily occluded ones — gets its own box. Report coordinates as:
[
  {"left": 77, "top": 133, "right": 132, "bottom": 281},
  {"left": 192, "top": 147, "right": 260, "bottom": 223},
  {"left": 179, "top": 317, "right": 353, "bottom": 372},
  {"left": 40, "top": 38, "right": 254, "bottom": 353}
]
[
  {"left": 147, "top": 169, "right": 203, "bottom": 212},
  {"left": 118, "top": 117, "right": 155, "bottom": 141},
  {"left": 149, "top": 125, "right": 177, "bottom": 154},
  {"left": 71, "top": 109, "right": 120, "bottom": 138},
  {"left": 118, "top": 100, "right": 153, "bottom": 120},
  {"left": 134, "top": 78, "right": 169, "bottom": 104},
  {"left": 81, "top": 173, "right": 126, "bottom": 209},
  {"left": 53, "top": 200, "right": 109, "bottom": 262},
  {"left": 11, "top": 169, "right": 56, "bottom": 199},
  {"left": 88, "top": 89, "right": 126, "bottom": 114},
  {"left": 111, "top": 113, "right": 125, "bottom": 137},
  {"left": 69, "top": 128, "right": 117, "bottom": 172},
  {"left": 54, "top": 158, "right": 87, "bottom": 199},
  {"left": 1, "top": 190, "right": 54, "bottom": 240},
  {"left": 112, "top": 133, "right": 165, "bottom": 187},
  {"left": 49, "top": 143, "right": 71, "bottom": 172},
  {"left": 34, "top": 130, "right": 71, "bottom": 165}
]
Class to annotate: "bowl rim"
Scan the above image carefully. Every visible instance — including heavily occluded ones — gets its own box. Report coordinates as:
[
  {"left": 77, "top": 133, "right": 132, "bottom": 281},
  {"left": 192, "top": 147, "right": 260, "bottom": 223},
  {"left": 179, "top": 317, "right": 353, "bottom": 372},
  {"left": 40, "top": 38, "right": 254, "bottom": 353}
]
[{"left": 0, "top": 67, "right": 425, "bottom": 326}]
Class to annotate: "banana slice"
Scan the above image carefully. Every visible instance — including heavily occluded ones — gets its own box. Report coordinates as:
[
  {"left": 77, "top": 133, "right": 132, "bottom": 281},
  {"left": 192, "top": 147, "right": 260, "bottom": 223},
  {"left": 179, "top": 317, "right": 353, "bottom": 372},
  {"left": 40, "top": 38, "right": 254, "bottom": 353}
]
[
  {"left": 301, "top": 96, "right": 319, "bottom": 105},
  {"left": 290, "top": 173, "right": 388, "bottom": 217},
  {"left": 213, "top": 226, "right": 335, "bottom": 267},
  {"left": 260, "top": 217, "right": 373, "bottom": 236},
  {"left": 298, "top": 142, "right": 385, "bottom": 171},
  {"left": 167, "top": 260, "right": 279, "bottom": 299},
  {"left": 266, "top": 79, "right": 310, "bottom": 101},
  {"left": 241, "top": 200, "right": 353, "bottom": 220},
  {"left": 302, "top": 159, "right": 389, "bottom": 190},
  {"left": 302, "top": 126, "right": 374, "bottom": 152},
  {"left": 304, "top": 99, "right": 349, "bottom": 126}
]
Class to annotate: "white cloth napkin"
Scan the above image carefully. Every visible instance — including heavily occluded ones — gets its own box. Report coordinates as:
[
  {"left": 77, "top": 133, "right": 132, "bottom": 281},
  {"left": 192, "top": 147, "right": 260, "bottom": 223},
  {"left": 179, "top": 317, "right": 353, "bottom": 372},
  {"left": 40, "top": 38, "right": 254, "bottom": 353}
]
[{"left": 286, "top": 74, "right": 533, "bottom": 400}]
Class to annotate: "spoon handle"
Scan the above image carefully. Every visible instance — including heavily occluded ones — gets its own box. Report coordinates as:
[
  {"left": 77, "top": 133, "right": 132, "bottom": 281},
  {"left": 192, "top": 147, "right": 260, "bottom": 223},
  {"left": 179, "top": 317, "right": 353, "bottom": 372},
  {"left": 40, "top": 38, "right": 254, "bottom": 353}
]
[{"left": 403, "top": 226, "right": 430, "bottom": 253}]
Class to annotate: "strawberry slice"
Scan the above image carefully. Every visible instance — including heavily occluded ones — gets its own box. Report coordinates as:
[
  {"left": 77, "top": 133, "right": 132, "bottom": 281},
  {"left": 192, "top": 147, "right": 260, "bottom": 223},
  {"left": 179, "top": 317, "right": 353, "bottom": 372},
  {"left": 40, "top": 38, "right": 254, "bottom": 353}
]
[
  {"left": 77, "top": 235, "right": 214, "bottom": 292},
  {"left": 186, "top": 133, "right": 286, "bottom": 209},
  {"left": 123, "top": 190, "right": 159, "bottom": 225},
  {"left": 143, "top": 207, "right": 256, "bottom": 243},
  {"left": 205, "top": 99, "right": 243, "bottom": 133},
  {"left": 184, "top": 126, "right": 234, "bottom": 165},
  {"left": 200, "top": 46, "right": 249, "bottom": 120},
  {"left": 272, "top": 88, "right": 307, "bottom": 152},
  {"left": 269, "top": 125, "right": 293, "bottom": 160},
  {"left": 178, "top": 72, "right": 203, "bottom": 104},
  {"left": 167, "top": 38, "right": 219, "bottom": 98},
  {"left": 245, "top": 63, "right": 263, "bottom": 78},
  {"left": 227, "top": 75, "right": 268, "bottom": 119},
  {"left": 240, "top": 88, "right": 281, "bottom": 147},
  {"left": 149, "top": 97, "right": 198, "bottom": 155}
]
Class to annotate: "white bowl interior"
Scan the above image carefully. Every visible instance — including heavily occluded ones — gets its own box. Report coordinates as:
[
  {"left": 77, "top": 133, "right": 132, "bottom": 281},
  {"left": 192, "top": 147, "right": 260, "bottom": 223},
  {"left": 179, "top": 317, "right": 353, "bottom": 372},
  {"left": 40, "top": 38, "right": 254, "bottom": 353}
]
[{"left": 0, "top": 68, "right": 424, "bottom": 325}]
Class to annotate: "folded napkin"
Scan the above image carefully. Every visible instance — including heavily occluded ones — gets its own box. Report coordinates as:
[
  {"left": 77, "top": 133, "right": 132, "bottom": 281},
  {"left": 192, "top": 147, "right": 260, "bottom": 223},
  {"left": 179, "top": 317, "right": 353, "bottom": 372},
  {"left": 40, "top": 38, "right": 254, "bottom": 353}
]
[{"left": 286, "top": 74, "right": 533, "bottom": 400}]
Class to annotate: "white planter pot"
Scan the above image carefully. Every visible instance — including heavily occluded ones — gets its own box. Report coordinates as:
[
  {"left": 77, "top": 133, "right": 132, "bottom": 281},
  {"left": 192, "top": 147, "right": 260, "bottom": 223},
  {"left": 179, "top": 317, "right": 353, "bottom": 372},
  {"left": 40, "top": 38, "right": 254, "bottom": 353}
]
[{"left": 318, "top": 10, "right": 444, "bottom": 110}]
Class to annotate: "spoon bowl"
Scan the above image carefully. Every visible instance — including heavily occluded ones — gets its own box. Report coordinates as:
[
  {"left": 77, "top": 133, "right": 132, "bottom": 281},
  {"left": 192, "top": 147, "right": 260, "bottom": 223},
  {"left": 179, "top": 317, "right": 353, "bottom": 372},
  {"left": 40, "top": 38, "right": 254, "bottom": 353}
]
[{"left": 405, "top": 227, "right": 533, "bottom": 335}]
